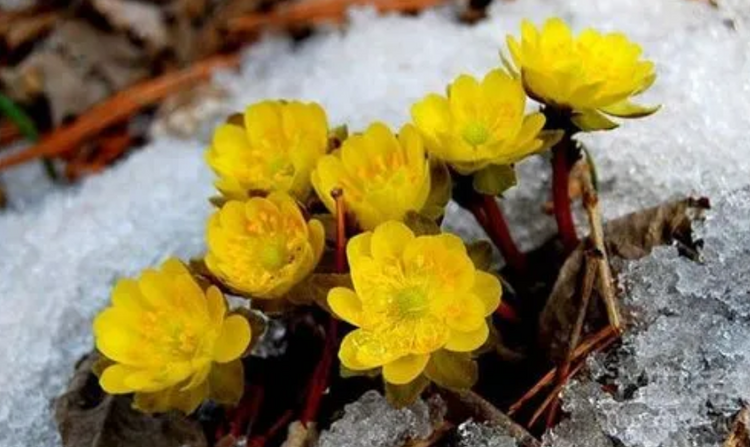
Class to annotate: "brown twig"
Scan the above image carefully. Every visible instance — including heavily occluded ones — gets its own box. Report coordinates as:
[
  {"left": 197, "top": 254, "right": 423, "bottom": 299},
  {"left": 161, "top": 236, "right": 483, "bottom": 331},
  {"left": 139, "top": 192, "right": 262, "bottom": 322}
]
[
  {"left": 441, "top": 390, "right": 541, "bottom": 447},
  {"left": 581, "top": 167, "right": 622, "bottom": 333},
  {"left": 528, "top": 361, "right": 586, "bottom": 428},
  {"left": 507, "top": 325, "right": 616, "bottom": 416},
  {"left": 229, "top": 0, "right": 447, "bottom": 33},
  {"left": 546, "top": 249, "right": 600, "bottom": 427},
  {"left": 248, "top": 409, "right": 295, "bottom": 447},
  {"left": 0, "top": 54, "right": 240, "bottom": 171},
  {"left": 0, "top": 121, "right": 22, "bottom": 148}
]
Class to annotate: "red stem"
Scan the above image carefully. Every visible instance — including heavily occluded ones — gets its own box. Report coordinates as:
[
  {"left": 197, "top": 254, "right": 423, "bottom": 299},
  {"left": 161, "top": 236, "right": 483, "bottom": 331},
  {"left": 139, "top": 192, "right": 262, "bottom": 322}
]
[
  {"left": 552, "top": 140, "right": 579, "bottom": 254},
  {"left": 480, "top": 194, "right": 527, "bottom": 272},
  {"left": 248, "top": 409, "right": 295, "bottom": 447}
]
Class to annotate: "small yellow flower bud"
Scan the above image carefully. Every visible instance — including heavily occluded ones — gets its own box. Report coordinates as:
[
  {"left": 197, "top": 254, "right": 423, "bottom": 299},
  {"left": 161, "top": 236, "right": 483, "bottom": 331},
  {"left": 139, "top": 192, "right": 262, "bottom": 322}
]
[
  {"left": 206, "top": 100, "right": 329, "bottom": 200},
  {"left": 205, "top": 192, "right": 325, "bottom": 299},
  {"left": 311, "top": 122, "right": 431, "bottom": 230}
]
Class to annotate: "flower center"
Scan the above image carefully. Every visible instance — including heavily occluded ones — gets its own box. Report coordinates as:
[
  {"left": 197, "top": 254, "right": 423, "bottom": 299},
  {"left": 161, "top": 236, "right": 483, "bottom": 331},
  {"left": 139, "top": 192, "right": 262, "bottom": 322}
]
[
  {"left": 260, "top": 243, "right": 288, "bottom": 271},
  {"left": 393, "top": 287, "right": 428, "bottom": 317},
  {"left": 462, "top": 122, "right": 490, "bottom": 146}
]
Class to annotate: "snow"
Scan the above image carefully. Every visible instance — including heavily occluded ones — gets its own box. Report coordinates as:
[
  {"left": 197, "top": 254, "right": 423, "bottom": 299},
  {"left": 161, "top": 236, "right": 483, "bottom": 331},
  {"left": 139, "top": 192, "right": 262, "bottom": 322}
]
[{"left": 1, "top": 0, "right": 749, "bottom": 446}]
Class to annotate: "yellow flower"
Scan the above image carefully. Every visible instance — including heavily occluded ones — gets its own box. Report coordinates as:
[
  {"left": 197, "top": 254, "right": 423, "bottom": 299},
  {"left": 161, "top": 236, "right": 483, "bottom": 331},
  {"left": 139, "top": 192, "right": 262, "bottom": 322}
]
[
  {"left": 93, "top": 258, "right": 251, "bottom": 414},
  {"left": 411, "top": 70, "right": 552, "bottom": 175},
  {"left": 505, "top": 18, "right": 659, "bottom": 130},
  {"left": 206, "top": 192, "right": 325, "bottom": 298},
  {"left": 328, "top": 221, "right": 501, "bottom": 385},
  {"left": 206, "top": 100, "right": 329, "bottom": 200},
  {"left": 311, "top": 122, "right": 431, "bottom": 230}
]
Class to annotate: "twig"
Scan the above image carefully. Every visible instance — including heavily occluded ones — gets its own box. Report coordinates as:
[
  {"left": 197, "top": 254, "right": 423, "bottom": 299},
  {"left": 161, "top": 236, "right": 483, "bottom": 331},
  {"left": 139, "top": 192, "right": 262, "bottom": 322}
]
[
  {"left": 229, "top": 0, "right": 447, "bottom": 33},
  {"left": 441, "top": 390, "right": 541, "bottom": 447},
  {"left": 507, "top": 325, "right": 615, "bottom": 416},
  {"left": 546, "top": 249, "right": 600, "bottom": 427},
  {"left": 528, "top": 361, "right": 586, "bottom": 428},
  {"left": 551, "top": 133, "right": 580, "bottom": 254},
  {"left": 581, "top": 166, "right": 622, "bottom": 333},
  {"left": 332, "top": 188, "right": 346, "bottom": 273},
  {"left": 248, "top": 409, "right": 296, "bottom": 447},
  {"left": 0, "top": 54, "right": 240, "bottom": 171}
]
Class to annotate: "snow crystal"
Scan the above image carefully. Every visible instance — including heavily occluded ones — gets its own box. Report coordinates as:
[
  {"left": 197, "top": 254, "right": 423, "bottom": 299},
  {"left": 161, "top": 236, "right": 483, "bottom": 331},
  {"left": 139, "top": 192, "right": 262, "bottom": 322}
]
[
  {"left": 546, "top": 187, "right": 750, "bottom": 447},
  {"left": 1, "top": 0, "right": 750, "bottom": 446},
  {"left": 317, "top": 390, "right": 446, "bottom": 447},
  {"left": 456, "top": 420, "right": 519, "bottom": 447}
]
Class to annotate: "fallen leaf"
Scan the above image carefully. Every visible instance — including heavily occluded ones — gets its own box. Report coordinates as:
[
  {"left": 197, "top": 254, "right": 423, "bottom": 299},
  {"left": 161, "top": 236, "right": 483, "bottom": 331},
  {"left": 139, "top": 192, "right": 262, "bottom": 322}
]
[
  {"left": 54, "top": 353, "right": 207, "bottom": 447},
  {"left": 538, "top": 197, "right": 710, "bottom": 361}
]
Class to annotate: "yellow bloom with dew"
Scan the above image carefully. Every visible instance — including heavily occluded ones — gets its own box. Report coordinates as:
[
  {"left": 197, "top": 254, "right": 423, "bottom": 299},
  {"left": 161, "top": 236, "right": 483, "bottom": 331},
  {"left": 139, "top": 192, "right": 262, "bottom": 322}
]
[
  {"left": 411, "top": 70, "right": 555, "bottom": 176},
  {"left": 206, "top": 100, "right": 329, "bottom": 200},
  {"left": 93, "top": 258, "right": 252, "bottom": 414},
  {"left": 328, "top": 221, "right": 502, "bottom": 386},
  {"left": 311, "top": 122, "right": 431, "bottom": 230},
  {"left": 505, "top": 18, "right": 659, "bottom": 130},
  {"left": 206, "top": 192, "right": 325, "bottom": 299}
]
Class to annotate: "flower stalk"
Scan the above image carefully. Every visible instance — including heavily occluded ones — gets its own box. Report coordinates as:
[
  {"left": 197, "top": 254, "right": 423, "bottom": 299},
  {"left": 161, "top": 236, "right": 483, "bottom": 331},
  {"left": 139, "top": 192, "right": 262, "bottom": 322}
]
[
  {"left": 480, "top": 194, "right": 527, "bottom": 272},
  {"left": 551, "top": 133, "right": 580, "bottom": 254}
]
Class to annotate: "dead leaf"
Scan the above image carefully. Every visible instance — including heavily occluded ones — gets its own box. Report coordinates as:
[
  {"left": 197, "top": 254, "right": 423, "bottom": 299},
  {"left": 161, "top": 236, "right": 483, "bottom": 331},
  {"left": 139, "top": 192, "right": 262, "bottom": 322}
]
[
  {"left": 538, "top": 197, "right": 710, "bottom": 361},
  {"left": 90, "top": 0, "right": 169, "bottom": 54},
  {"left": 55, "top": 353, "right": 207, "bottom": 447},
  {"left": 724, "top": 406, "right": 750, "bottom": 447},
  {"left": 281, "top": 420, "right": 318, "bottom": 447}
]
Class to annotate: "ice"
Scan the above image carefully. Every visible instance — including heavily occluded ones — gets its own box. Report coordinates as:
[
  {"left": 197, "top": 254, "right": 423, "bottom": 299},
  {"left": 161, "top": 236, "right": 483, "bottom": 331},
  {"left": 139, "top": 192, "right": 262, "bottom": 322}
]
[
  {"left": 316, "top": 390, "right": 446, "bottom": 447},
  {"left": 1, "top": 0, "right": 750, "bottom": 446},
  {"left": 455, "top": 420, "right": 519, "bottom": 447},
  {"left": 546, "top": 187, "right": 750, "bottom": 447}
]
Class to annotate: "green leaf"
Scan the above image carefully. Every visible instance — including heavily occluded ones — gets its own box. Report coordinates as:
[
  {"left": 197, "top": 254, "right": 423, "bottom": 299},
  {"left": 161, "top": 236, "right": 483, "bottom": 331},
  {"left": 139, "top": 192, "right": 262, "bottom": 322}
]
[
  {"left": 385, "top": 374, "right": 430, "bottom": 408},
  {"left": 424, "top": 350, "right": 478, "bottom": 391},
  {"left": 403, "top": 211, "right": 441, "bottom": 236},
  {"left": 537, "top": 129, "right": 564, "bottom": 152},
  {"left": 472, "top": 164, "right": 517, "bottom": 196},
  {"left": 466, "top": 241, "right": 493, "bottom": 271},
  {"left": 0, "top": 93, "right": 39, "bottom": 141},
  {"left": 329, "top": 124, "right": 349, "bottom": 149},
  {"left": 284, "top": 273, "right": 353, "bottom": 311},
  {"left": 571, "top": 110, "right": 619, "bottom": 132},
  {"left": 209, "top": 195, "right": 228, "bottom": 208},
  {"left": 340, "top": 364, "right": 380, "bottom": 379},
  {"left": 600, "top": 100, "right": 661, "bottom": 118},
  {"left": 421, "top": 158, "right": 452, "bottom": 219}
]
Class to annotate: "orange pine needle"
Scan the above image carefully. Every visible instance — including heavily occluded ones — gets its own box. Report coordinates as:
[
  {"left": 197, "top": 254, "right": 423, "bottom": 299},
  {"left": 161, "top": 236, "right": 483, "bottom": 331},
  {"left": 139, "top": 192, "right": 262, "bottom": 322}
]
[{"left": 0, "top": 54, "right": 240, "bottom": 171}]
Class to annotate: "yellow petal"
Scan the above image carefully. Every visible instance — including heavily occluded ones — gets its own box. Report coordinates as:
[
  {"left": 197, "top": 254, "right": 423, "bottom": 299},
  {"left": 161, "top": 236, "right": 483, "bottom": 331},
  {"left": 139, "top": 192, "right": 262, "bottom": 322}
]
[
  {"left": 206, "top": 286, "right": 227, "bottom": 327},
  {"left": 411, "top": 94, "right": 451, "bottom": 144},
  {"left": 213, "top": 315, "right": 252, "bottom": 363},
  {"left": 99, "top": 364, "right": 137, "bottom": 394},
  {"left": 371, "top": 221, "right": 415, "bottom": 261},
  {"left": 346, "top": 231, "right": 373, "bottom": 265},
  {"left": 328, "top": 287, "right": 363, "bottom": 326},
  {"left": 382, "top": 354, "right": 430, "bottom": 385},
  {"left": 308, "top": 218, "right": 326, "bottom": 264},
  {"left": 445, "top": 294, "right": 486, "bottom": 332},
  {"left": 472, "top": 271, "right": 502, "bottom": 315},
  {"left": 444, "top": 324, "right": 489, "bottom": 352}
]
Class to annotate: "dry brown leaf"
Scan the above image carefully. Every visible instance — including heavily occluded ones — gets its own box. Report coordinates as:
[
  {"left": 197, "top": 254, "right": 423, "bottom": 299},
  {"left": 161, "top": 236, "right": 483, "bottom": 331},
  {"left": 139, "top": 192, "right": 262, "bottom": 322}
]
[
  {"left": 538, "top": 197, "right": 710, "bottom": 361},
  {"left": 724, "top": 407, "right": 750, "bottom": 447},
  {"left": 90, "top": 0, "right": 169, "bottom": 53},
  {"left": 54, "top": 353, "right": 207, "bottom": 447}
]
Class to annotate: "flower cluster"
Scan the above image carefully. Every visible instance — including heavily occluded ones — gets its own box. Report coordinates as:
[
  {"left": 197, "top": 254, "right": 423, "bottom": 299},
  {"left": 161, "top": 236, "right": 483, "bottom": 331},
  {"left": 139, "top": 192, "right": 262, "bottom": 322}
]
[{"left": 91, "top": 16, "right": 657, "bottom": 415}]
